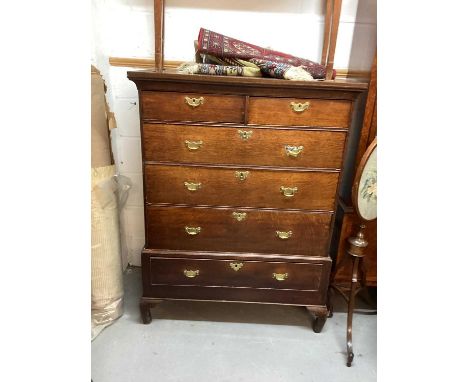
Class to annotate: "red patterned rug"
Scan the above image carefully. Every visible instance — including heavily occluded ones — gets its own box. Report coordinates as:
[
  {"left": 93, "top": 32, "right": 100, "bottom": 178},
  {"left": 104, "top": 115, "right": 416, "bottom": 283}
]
[{"left": 195, "top": 27, "right": 334, "bottom": 80}]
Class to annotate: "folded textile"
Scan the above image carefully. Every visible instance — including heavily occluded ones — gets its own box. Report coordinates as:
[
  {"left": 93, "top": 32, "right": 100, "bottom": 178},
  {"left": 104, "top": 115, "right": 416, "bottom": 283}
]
[
  {"left": 249, "top": 58, "right": 313, "bottom": 81},
  {"left": 197, "top": 27, "right": 334, "bottom": 80},
  {"left": 178, "top": 62, "right": 261, "bottom": 77}
]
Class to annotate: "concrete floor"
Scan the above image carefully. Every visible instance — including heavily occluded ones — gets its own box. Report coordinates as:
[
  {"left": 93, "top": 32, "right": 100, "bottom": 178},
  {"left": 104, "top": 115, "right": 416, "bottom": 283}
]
[{"left": 92, "top": 267, "right": 376, "bottom": 382}]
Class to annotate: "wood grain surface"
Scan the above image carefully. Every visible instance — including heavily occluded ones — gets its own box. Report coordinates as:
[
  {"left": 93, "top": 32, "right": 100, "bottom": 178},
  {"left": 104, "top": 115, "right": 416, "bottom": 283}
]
[
  {"left": 148, "top": 256, "right": 326, "bottom": 291},
  {"left": 145, "top": 205, "right": 333, "bottom": 256},
  {"left": 141, "top": 91, "right": 245, "bottom": 123},
  {"left": 144, "top": 164, "right": 340, "bottom": 210},
  {"left": 248, "top": 97, "right": 351, "bottom": 127},
  {"left": 128, "top": 69, "right": 367, "bottom": 312},
  {"left": 143, "top": 123, "right": 346, "bottom": 169},
  {"left": 141, "top": 251, "right": 331, "bottom": 305},
  {"left": 142, "top": 284, "right": 327, "bottom": 306}
]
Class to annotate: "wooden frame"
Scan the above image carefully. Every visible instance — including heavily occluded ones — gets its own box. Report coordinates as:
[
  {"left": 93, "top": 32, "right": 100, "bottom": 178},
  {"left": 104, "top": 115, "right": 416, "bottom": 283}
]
[
  {"left": 153, "top": 0, "right": 342, "bottom": 80},
  {"left": 321, "top": 0, "right": 342, "bottom": 80},
  {"left": 354, "top": 54, "right": 377, "bottom": 171},
  {"left": 352, "top": 137, "right": 377, "bottom": 222},
  {"left": 154, "top": 0, "right": 165, "bottom": 70}
]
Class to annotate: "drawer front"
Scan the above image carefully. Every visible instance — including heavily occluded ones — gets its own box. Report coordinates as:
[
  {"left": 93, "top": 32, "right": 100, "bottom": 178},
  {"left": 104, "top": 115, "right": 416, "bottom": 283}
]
[
  {"left": 148, "top": 256, "right": 329, "bottom": 291},
  {"left": 248, "top": 97, "right": 351, "bottom": 127},
  {"left": 146, "top": 206, "right": 332, "bottom": 256},
  {"left": 145, "top": 164, "right": 339, "bottom": 210},
  {"left": 143, "top": 284, "right": 325, "bottom": 306},
  {"left": 141, "top": 91, "right": 245, "bottom": 123},
  {"left": 143, "top": 123, "right": 346, "bottom": 169}
]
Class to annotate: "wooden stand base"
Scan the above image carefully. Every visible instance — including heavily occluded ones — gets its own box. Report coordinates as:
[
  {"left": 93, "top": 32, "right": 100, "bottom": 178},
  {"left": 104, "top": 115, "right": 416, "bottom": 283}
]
[
  {"left": 330, "top": 224, "right": 377, "bottom": 366},
  {"left": 140, "top": 297, "right": 329, "bottom": 333}
]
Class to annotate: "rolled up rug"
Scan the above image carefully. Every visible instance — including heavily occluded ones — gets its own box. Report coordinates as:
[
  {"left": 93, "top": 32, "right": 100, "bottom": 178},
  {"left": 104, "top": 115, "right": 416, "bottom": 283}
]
[{"left": 196, "top": 27, "right": 334, "bottom": 80}]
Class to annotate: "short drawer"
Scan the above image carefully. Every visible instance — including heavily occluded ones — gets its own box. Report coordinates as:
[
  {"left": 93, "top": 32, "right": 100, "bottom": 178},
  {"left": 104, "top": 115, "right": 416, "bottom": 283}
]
[
  {"left": 144, "top": 164, "right": 340, "bottom": 210},
  {"left": 148, "top": 255, "right": 329, "bottom": 291},
  {"left": 141, "top": 91, "right": 245, "bottom": 123},
  {"left": 143, "top": 123, "right": 346, "bottom": 169},
  {"left": 146, "top": 206, "right": 332, "bottom": 256},
  {"left": 248, "top": 97, "right": 351, "bottom": 127}
]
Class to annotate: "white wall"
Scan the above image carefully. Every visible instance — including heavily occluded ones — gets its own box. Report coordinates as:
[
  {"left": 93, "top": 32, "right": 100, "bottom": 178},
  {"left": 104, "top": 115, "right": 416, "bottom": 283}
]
[{"left": 92, "top": 0, "right": 376, "bottom": 267}]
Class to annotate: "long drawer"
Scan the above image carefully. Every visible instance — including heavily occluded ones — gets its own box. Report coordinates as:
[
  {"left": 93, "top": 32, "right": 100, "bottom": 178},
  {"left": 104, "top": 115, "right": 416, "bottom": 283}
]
[
  {"left": 147, "top": 255, "right": 330, "bottom": 291},
  {"left": 141, "top": 91, "right": 245, "bottom": 123},
  {"left": 248, "top": 97, "right": 351, "bottom": 127},
  {"left": 142, "top": 284, "right": 325, "bottom": 306},
  {"left": 143, "top": 123, "right": 346, "bottom": 169},
  {"left": 144, "top": 164, "right": 340, "bottom": 210},
  {"left": 146, "top": 205, "right": 332, "bottom": 256}
]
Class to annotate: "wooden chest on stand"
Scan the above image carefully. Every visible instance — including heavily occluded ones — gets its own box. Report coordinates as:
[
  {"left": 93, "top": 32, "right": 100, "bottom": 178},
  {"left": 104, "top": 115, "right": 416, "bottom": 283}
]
[{"left": 128, "top": 70, "right": 367, "bottom": 331}]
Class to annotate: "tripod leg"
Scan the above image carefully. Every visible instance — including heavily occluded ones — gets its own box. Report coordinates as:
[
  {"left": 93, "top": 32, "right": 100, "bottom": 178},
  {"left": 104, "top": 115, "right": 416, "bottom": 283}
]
[
  {"left": 329, "top": 251, "right": 352, "bottom": 318},
  {"left": 327, "top": 286, "right": 335, "bottom": 318},
  {"left": 346, "top": 255, "right": 360, "bottom": 367}
]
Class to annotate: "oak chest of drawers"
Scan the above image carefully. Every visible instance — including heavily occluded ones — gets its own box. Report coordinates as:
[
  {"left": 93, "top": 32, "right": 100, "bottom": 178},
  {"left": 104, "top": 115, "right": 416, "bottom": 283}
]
[{"left": 128, "top": 70, "right": 367, "bottom": 331}]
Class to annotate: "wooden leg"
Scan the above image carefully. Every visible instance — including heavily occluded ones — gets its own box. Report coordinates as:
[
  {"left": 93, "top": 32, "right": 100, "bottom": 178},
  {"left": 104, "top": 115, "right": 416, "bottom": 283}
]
[
  {"left": 305, "top": 306, "right": 329, "bottom": 333},
  {"left": 140, "top": 298, "right": 162, "bottom": 324},
  {"left": 346, "top": 255, "right": 361, "bottom": 366},
  {"left": 140, "top": 300, "right": 153, "bottom": 324},
  {"left": 313, "top": 311, "right": 328, "bottom": 333}
]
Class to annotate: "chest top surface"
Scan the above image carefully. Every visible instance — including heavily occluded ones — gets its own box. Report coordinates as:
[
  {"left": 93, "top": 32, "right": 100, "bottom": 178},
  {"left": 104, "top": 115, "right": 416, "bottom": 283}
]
[{"left": 128, "top": 69, "right": 368, "bottom": 100}]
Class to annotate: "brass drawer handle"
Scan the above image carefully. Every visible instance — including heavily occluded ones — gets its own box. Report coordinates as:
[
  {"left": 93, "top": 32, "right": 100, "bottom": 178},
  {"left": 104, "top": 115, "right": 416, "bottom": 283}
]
[
  {"left": 290, "top": 101, "right": 309, "bottom": 113},
  {"left": 183, "top": 269, "right": 200, "bottom": 278},
  {"left": 273, "top": 272, "right": 288, "bottom": 281},
  {"left": 238, "top": 130, "right": 253, "bottom": 140},
  {"left": 185, "top": 140, "right": 203, "bottom": 150},
  {"left": 185, "top": 96, "right": 204, "bottom": 108},
  {"left": 185, "top": 226, "right": 201, "bottom": 235},
  {"left": 184, "top": 181, "right": 202, "bottom": 191},
  {"left": 280, "top": 186, "right": 298, "bottom": 197},
  {"left": 285, "top": 145, "right": 304, "bottom": 157},
  {"left": 229, "top": 262, "right": 244, "bottom": 271},
  {"left": 232, "top": 212, "right": 247, "bottom": 221},
  {"left": 276, "top": 230, "right": 293, "bottom": 240},
  {"left": 235, "top": 171, "right": 250, "bottom": 181}
]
